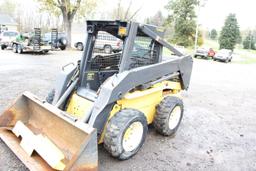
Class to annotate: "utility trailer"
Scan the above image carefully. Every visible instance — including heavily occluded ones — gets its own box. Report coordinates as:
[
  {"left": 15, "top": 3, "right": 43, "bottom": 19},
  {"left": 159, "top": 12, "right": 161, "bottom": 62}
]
[{"left": 12, "top": 28, "right": 57, "bottom": 54}]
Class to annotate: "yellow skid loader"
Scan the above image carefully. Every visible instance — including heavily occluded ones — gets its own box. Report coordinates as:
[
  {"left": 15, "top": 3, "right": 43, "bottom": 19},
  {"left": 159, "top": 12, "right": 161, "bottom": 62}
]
[{"left": 0, "top": 20, "right": 193, "bottom": 170}]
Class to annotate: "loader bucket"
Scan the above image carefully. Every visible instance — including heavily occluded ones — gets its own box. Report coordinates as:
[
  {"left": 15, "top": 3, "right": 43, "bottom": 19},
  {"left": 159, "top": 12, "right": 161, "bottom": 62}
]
[{"left": 0, "top": 92, "right": 98, "bottom": 171}]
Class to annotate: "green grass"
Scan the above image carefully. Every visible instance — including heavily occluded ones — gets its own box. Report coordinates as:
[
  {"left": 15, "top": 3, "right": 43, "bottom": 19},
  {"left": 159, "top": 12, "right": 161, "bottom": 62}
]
[
  {"left": 233, "top": 49, "right": 256, "bottom": 64},
  {"left": 163, "top": 47, "right": 173, "bottom": 56},
  {"left": 199, "top": 39, "right": 256, "bottom": 64},
  {"left": 163, "top": 39, "right": 256, "bottom": 64},
  {"left": 203, "top": 39, "right": 219, "bottom": 50},
  {"left": 235, "top": 58, "right": 256, "bottom": 64}
]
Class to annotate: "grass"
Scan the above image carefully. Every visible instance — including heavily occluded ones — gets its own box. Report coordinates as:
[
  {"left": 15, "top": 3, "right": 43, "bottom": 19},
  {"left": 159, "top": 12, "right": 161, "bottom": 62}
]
[
  {"left": 233, "top": 49, "right": 256, "bottom": 64},
  {"left": 198, "top": 39, "right": 256, "bottom": 64},
  {"left": 163, "top": 39, "right": 256, "bottom": 64},
  {"left": 203, "top": 39, "right": 219, "bottom": 50}
]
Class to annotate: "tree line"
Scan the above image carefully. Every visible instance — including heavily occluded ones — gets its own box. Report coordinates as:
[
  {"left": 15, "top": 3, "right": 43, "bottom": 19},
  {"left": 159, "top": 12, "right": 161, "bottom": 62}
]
[
  {"left": 0, "top": 0, "right": 254, "bottom": 50},
  {"left": 0, "top": 0, "right": 143, "bottom": 47}
]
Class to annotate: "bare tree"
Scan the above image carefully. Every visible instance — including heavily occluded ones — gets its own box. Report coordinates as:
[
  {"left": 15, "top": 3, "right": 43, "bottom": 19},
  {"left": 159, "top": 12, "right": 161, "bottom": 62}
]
[
  {"left": 38, "top": 0, "right": 97, "bottom": 47},
  {"left": 113, "top": 0, "right": 143, "bottom": 21}
]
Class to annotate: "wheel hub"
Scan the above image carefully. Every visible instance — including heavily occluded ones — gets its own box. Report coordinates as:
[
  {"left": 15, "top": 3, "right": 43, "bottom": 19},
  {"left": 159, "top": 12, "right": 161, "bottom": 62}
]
[
  {"left": 122, "top": 121, "right": 143, "bottom": 152},
  {"left": 168, "top": 106, "right": 181, "bottom": 130}
]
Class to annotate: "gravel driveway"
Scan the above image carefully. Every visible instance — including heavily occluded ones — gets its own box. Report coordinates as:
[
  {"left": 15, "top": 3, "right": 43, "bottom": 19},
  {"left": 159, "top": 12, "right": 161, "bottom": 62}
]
[{"left": 0, "top": 50, "right": 256, "bottom": 171}]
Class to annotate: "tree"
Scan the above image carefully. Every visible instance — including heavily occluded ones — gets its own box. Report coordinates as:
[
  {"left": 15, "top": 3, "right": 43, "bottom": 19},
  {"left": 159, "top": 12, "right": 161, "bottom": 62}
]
[
  {"left": 38, "top": 0, "right": 97, "bottom": 47},
  {"left": 198, "top": 30, "right": 204, "bottom": 46},
  {"left": 210, "top": 29, "right": 217, "bottom": 40},
  {"left": 0, "top": 0, "right": 16, "bottom": 17},
  {"left": 165, "top": 0, "right": 198, "bottom": 47},
  {"left": 219, "top": 14, "right": 240, "bottom": 50},
  {"left": 243, "top": 32, "right": 255, "bottom": 50},
  {"left": 146, "top": 11, "right": 165, "bottom": 26},
  {"left": 112, "top": 0, "right": 142, "bottom": 21}
]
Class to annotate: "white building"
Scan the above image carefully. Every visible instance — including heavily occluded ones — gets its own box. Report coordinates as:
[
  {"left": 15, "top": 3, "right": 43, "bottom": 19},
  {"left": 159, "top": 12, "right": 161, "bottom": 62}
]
[{"left": 0, "top": 14, "right": 18, "bottom": 33}]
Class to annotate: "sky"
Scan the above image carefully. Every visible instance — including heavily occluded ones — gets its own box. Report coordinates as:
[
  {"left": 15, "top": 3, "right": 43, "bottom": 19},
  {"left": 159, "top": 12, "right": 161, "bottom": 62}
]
[
  {"left": 1, "top": 0, "right": 255, "bottom": 30},
  {"left": 98, "top": 0, "right": 256, "bottom": 30},
  {"left": 200, "top": 0, "right": 256, "bottom": 30}
]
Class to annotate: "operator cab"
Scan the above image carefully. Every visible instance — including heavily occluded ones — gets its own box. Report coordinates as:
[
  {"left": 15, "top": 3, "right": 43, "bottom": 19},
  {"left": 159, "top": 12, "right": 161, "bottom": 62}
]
[{"left": 79, "top": 20, "right": 163, "bottom": 92}]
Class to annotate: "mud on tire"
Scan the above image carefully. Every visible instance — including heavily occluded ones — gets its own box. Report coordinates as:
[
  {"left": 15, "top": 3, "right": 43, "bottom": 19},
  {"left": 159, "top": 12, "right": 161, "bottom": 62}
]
[
  {"left": 104, "top": 109, "right": 148, "bottom": 160},
  {"left": 153, "top": 96, "right": 184, "bottom": 136}
]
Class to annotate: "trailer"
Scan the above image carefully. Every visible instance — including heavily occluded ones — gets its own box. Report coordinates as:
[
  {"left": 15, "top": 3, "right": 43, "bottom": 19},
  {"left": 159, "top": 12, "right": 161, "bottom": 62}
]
[{"left": 12, "top": 28, "right": 57, "bottom": 54}]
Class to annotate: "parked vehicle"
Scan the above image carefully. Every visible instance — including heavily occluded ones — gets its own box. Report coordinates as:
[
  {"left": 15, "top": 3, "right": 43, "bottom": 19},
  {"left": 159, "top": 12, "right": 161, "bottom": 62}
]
[
  {"left": 74, "top": 41, "right": 84, "bottom": 51},
  {"left": 42, "top": 32, "right": 67, "bottom": 50},
  {"left": 12, "top": 28, "right": 52, "bottom": 54},
  {"left": 0, "top": 20, "right": 193, "bottom": 170},
  {"left": 75, "top": 31, "right": 123, "bottom": 53},
  {"left": 213, "top": 49, "right": 233, "bottom": 63},
  {"left": 0, "top": 31, "right": 19, "bottom": 50},
  {"left": 194, "top": 47, "right": 215, "bottom": 59}
]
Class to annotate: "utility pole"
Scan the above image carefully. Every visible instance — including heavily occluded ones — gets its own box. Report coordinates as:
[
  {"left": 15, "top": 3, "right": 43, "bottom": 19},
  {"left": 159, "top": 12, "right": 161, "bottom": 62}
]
[
  {"left": 249, "top": 33, "right": 252, "bottom": 50},
  {"left": 194, "top": 6, "right": 200, "bottom": 53},
  {"left": 194, "top": 0, "right": 207, "bottom": 53}
]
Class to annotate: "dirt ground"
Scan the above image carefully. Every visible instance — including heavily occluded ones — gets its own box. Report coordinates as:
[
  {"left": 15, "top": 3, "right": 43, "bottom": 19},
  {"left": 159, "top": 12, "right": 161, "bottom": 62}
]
[{"left": 0, "top": 50, "right": 256, "bottom": 171}]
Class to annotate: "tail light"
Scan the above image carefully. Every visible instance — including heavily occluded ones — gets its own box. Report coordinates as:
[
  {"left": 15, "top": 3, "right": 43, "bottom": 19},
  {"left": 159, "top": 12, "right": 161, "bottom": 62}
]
[
  {"left": 117, "top": 41, "right": 123, "bottom": 49},
  {"left": 117, "top": 41, "right": 120, "bottom": 47}
]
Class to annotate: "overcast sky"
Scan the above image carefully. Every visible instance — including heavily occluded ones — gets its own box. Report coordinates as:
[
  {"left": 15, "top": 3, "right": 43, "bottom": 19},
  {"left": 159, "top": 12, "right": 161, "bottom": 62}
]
[
  {"left": 1, "top": 0, "right": 255, "bottom": 30},
  {"left": 200, "top": 0, "right": 256, "bottom": 30},
  {"left": 98, "top": 0, "right": 256, "bottom": 30}
]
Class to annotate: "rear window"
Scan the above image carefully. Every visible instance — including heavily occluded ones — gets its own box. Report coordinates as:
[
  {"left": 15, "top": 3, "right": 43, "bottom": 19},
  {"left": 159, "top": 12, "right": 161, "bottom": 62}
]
[
  {"left": 58, "top": 33, "right": 66, "bottom": 38},
  {"left": 97, "top": 32, "right": 117, "bottom": 41}
]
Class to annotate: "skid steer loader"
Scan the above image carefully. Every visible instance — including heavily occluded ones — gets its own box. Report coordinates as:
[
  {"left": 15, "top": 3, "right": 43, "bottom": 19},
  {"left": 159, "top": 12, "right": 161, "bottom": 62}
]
[{"left": 0, "top": 20, "right": 193, "bottom": 170}]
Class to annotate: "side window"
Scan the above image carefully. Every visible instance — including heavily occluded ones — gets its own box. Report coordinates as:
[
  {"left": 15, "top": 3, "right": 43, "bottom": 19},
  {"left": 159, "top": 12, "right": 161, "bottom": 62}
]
[
  {"left": 10, "top": 32, "right": 15, "bottom": 36},
  {"left": 3, "top": 32, "right": 10, "bottom": 36},
  {"left": 130, "top": 36, "right": 160, "bottom": 69}
]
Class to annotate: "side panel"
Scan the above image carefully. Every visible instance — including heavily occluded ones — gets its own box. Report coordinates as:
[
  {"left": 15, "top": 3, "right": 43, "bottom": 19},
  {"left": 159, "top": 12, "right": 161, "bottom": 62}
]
[
  {"left": 66, "top": 93, "right": 94, "bottom": 121},
  {"left": 98, "top": 81, "right": 181, "bottom": 144},
  {"left": 119, "top": 90, "right": 162, "bottom": 124},
  {"left": 118, "top": 81, "right": 181, "bottom": 124},
  {"left": 89, "top": 55, "right": 192, "bottom": 133}
]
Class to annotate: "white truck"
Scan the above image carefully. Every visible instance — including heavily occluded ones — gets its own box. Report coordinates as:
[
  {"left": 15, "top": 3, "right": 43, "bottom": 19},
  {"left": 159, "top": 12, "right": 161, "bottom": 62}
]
[
  {"left": 74, "top": 31, "right": 123, "bottom": 53},
  {"left": 0, "top": 31, "right": 19, "bottom": 50}
]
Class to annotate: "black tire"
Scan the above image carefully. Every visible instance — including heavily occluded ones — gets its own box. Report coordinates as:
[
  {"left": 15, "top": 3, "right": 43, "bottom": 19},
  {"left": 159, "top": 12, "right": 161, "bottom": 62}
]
[
  {"left": 42, "top": 50, "right": 49, "bottom": 54},
  {"left": 60, "top": 37, "right": 68, "bottom": 45},
  {"left": 12, "top": 44, "right": 17, "bottom": 53},
  {"left": 46, "top": 89, "right": 55, "bottom": 104},
  {"left": 104, "top": 45, "right": 112, "bottom": 54},
  {"left": 1, "top": 45, "right": 6, "bottom": 50},
  {"left": 17, "top": 45, "right": 23, "bottom": 54},
  {"left": 153, "top": 96, "right": 184, "bottom": 136},
  {"left": 60, "top": 46, "right": 66, "bottom": 50},
  {"left": 194, "top": 55, "right": 197, "bottom": 58},
  {"left": 77, "top": 43, "right": 83, "bottom": 51},
  {"left": 104, "top": 109, "right": 148, "bottom": 160}
]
